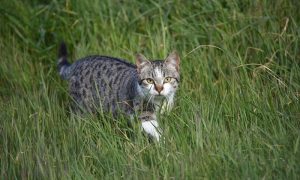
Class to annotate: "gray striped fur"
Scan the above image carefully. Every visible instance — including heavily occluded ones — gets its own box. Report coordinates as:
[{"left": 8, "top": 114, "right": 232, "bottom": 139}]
[{"left": 57, "top": 43, "right": 180, "bottom": 141}]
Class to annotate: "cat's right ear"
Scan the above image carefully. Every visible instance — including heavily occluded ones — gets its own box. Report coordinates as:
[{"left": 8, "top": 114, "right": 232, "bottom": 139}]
[{"left": 136, "top": 53, "right": 150, "bottom": 73}]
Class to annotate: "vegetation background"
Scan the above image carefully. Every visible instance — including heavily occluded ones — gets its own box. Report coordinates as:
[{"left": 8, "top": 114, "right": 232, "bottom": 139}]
[{"left": 0, "top": 0, "right": 299, "bottom": 179}]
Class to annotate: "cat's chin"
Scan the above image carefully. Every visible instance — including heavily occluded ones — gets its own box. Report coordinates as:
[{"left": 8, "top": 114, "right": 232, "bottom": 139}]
[
  {"left": 154, "top": 94, "right": 165, "bottom": 99},
  {"left": 151, "top": 93, "right": 175, "bottom": 113},
  {"left": 150, "top": 94, "right": 164, "bottom": 102}
]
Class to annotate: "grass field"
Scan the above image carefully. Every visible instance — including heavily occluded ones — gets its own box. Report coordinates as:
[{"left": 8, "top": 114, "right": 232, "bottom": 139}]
[{"left": 1, "top": 0, "right": 300, "bottom": 179}]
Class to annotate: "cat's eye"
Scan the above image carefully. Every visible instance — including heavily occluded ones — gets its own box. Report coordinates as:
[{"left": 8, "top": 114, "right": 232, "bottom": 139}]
[
  {"left": 164, "top": 77, "right": 172, "bottom": 83},
  {"left": 145, "top": 78, "right": 154, "bottom": 84}
]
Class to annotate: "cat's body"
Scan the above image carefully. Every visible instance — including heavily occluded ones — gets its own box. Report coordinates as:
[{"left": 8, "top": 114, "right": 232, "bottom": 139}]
[
  {"left": 58, "top": 43, "right": 180, "bottom": 141},
  {"left": 60, "top": 55, "right": 140, "bottom": 115}
]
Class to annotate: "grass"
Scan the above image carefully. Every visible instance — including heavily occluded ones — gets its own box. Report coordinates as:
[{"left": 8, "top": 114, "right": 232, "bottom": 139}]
[{"left": 0, "top": 0, "right": 299, "bottom": 179}]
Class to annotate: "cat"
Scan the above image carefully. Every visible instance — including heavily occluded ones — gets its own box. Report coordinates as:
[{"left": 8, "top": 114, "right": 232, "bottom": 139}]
[{"left": 57, "top": 42, "right": 180, "bottom": 141}]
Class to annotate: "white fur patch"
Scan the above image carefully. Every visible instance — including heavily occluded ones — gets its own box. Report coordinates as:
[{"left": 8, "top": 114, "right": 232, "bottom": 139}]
[
  {"left": 141, "top": 120, "right": 161, "bottom": 141},
  {"left": 59, "top": 66, "right": 66, "bottom": 76},
  {"left": 155, "top": 68, "right": 163, "bottom": 78},
  {"left": 161, "top": 94, "right": 174, "bottom": 113},
  {"left": 58, "top": 58, "right": 66, "bottom": 76},
  {"left": 136, "top": 83, "right": 144, "bottom": 97},
  {"left": 58, "top": 57, "right": 64, "bottom": 64}
]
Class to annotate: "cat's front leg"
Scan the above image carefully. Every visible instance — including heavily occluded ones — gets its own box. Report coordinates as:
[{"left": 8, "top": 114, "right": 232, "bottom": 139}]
[
  {"left": 139, "top": 112, "right": 161, "bottom": 141},
  {"left": 141, "top": 120, "right": 161, "bottom": 141}
]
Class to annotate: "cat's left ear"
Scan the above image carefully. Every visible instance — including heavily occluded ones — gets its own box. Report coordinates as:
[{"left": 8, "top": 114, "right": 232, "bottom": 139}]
[
  {"left": 136, "top": 53, "right": 150, "bottom": 73},
  {"left": 165, "top": 51, "right": 180, "bottom": 71}
]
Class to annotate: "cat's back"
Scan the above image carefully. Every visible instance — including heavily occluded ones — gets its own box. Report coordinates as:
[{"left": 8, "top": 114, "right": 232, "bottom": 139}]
[
  {"left": 65, "top": 55, "right": 137, "bottom": 86},
  {"left": 65, "top": 55, "right": 139, "bottom": 113},
  {"left": 68, "top": 55, "right": 136, "bottom": 77},
  {"left": 67, "top": 55, "right": 139, "bottom": 89}
]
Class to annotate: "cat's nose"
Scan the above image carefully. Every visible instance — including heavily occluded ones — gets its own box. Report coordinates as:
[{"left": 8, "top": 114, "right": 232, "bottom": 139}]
[{"left": 155, "top": 85, "right": 164, "bottom": 93}]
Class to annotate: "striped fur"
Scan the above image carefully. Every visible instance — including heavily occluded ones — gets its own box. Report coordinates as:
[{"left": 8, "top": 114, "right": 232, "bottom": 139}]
[{"left": 57, "top": 43, "right": 180, "bottom": 141}]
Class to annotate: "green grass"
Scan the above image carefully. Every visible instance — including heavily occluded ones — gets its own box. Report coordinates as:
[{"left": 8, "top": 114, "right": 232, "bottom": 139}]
[{"left": 1, "top": 0, "right": 300, "bottom": 179}]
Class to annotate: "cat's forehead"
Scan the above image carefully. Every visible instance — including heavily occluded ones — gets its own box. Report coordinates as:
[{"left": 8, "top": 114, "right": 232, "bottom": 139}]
[
  {"left": 148, "top": 60, "right": 166, "bottom": 74},
  {"left": 150, "top": 60, "right": 176, "bottom": 74},
  {"left": 144, "top": 60, "right": 163, "bottom": 70},
  {"left": 140, "top": 60, "right": 179, "bottom": 78},
  {"left": 151, "top": 60, "right": 164, "bottom": 66}
]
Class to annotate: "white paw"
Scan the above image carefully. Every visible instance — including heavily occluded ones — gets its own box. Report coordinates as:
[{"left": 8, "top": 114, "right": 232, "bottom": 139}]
[{"left": 141, "top": 120, "right": 161, "bottom": 141}]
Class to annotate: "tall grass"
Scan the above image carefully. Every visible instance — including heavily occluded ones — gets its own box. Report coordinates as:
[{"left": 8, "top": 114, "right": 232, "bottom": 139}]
[{"left": 0, "top": 0, "right": 299, "bottom": 179}]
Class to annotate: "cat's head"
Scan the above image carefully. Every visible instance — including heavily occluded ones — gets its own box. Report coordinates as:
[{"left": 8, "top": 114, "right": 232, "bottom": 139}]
[{"left": 136, "top": 52, "right": 180, "bottom": 102}]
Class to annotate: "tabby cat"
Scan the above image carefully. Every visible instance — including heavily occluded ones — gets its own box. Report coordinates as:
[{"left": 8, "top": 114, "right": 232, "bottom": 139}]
[{"left": 57, "top": 43, "right": 180, "bottom": 141}]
